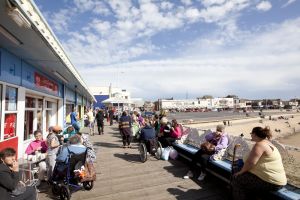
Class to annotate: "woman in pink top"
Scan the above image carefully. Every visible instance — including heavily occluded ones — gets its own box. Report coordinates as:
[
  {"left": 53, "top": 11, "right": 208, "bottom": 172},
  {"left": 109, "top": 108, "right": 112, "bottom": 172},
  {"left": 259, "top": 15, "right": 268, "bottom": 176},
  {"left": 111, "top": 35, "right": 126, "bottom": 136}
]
[
  {"left": 170, "top": 119, "right": 182, "bottom": 139},
  {"left": 160, "top": 119, "right": 182, "bottom": 147},
  {"left": 25, "top": 130, "right": 48, "bottom": 155},
  {"left": 25, "top": 130, "right": 48, "bottom": 182}
]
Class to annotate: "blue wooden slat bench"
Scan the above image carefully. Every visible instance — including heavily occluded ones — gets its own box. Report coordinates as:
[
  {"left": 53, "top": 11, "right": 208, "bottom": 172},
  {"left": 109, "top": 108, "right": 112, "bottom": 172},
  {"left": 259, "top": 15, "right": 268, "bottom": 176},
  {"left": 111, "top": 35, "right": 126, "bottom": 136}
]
[{"left": 173, "top": 142, "right": 300, "bottom": 200}]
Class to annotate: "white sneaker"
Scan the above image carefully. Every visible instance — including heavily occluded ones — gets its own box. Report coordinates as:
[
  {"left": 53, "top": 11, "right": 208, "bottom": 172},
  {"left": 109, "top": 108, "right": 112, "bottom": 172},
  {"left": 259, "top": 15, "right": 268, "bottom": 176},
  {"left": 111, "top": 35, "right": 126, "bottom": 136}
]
[
  {"left": 183, "top": 171, "right": 193, "bottom": 179},
  {"left": 197, "top": 172, "right": 206, "bottom": 181}
]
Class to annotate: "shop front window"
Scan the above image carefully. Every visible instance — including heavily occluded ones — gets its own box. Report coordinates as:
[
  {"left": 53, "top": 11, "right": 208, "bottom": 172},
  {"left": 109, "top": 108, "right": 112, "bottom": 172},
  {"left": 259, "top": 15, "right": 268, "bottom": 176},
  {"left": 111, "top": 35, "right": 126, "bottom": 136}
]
[
  {"left": 38, "top": 99, "right": 43, "bottom": 108},
  {"left": 45, "top": 100, "right": 57, "bottom": 131},
  {"left": 37, "top": 110, "right": 42, "bottom": 131},
  {"left": 0, "top": 85, "right": 2, "bottom": 139},
  {"left": 24, "top": 110, "right": 34, "bottom": 140},
  {"left": 5, "top": 86, "right": 17, "bottom": 111},
  {"left": 4, "top": 113, "right": 17, "bottom": 139},
  {"left": 25, "top": 96, "right": 35, "bottom": 108},
  {"left": 47, "top": 101, "right": 53, "bottom": 108},
  {"left": 24, "top": 96, "right": 43, "bottom": 141},
  {"left": 77, "top": 105, "right": 82, "bottom": 119},
  {"left": 66, "top": 104, "right": 74, "bottom": 116}
]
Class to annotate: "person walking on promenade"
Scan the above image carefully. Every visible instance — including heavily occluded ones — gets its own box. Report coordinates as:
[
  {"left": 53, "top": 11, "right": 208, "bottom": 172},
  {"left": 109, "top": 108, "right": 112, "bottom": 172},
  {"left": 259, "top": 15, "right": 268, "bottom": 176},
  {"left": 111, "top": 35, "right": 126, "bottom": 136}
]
[
  {"left": 105, "top": 108, "right": 109, "bottom": 123},
  {"left": 119, "top": 111, "right": 132, "bottom": 148},
  {"left": 232, "top": 127, "right": 287, "bottom": 200},
  {"left": 95, "top": 109, "right": 105, "bottom": 135},
  {"left": 0, "top": 148, "right": 37, "bottom": 200},
  {"left": 70, "top": 108, "right": 80, "bottom": 132},
  {"left": 108, "top": 108, "right": 114, "bottom": 126},
  {"left": 183, "top": 124, "right": 229, "bottom": 181},
  {"left": 87, "top": 108, "right": 95, "bottom": 136}
]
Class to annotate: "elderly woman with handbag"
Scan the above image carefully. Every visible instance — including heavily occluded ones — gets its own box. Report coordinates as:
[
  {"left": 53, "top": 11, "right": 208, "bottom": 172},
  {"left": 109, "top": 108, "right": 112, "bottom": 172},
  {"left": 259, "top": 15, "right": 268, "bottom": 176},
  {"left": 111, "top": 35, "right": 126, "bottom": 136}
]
[{"left": 183, "top": 124, "right": 229, "bottom": 181}]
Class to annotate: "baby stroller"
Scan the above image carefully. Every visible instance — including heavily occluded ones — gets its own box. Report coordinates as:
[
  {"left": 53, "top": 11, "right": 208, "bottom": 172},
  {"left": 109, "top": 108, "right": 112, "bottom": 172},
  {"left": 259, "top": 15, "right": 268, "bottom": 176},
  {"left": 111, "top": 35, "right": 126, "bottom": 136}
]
[
  {"left": 51, "top": 148, "right": 94, "bottom": 200},
  {"left": 139, "top": 138, "right": 163, "bottom": 162}
]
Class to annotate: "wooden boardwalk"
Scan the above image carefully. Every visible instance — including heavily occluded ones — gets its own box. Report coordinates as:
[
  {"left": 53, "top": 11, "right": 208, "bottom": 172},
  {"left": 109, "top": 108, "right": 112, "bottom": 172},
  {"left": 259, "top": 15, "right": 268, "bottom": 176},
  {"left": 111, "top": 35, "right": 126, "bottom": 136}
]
[{"left": 38, "top": 123, "right": 228, "bottom": 200}]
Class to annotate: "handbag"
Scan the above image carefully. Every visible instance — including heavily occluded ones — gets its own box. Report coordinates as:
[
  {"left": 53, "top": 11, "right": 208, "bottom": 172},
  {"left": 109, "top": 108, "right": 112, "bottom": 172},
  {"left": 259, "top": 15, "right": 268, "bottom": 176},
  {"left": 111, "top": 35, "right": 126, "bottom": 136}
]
[
  {"left": 169, "top": 148, "right": 178, "bottom": 160},
  {"left": 80, "top": 162, "right": 96, "bottom": 182},
  {"left": 161, "top": 147, "right": 172, "bottom": 161},
  {"left": 200, "top": 141, "right": 216, "bottom": 155}
]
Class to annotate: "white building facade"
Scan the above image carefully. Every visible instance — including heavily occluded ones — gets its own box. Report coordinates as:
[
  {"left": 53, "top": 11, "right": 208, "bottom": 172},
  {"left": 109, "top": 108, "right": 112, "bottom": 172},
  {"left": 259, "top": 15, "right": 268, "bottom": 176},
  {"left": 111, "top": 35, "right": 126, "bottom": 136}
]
[{"left": 159, "top": 98, "right": 234, "bottom": 110}]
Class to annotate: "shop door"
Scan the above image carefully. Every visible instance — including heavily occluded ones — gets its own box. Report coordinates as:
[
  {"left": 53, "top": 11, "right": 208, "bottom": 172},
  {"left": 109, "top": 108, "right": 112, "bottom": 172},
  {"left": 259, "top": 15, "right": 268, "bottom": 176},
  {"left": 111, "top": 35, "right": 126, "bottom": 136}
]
[{"left": 24, "top": 96, "right": 43, "bottom": 140}]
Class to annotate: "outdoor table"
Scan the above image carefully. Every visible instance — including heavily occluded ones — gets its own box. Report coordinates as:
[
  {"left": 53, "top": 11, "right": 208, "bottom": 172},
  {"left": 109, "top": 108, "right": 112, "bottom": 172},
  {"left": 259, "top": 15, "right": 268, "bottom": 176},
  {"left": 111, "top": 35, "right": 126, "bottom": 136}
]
[{"left": 18, "top": 154, "right": 46, "bottom": 186}]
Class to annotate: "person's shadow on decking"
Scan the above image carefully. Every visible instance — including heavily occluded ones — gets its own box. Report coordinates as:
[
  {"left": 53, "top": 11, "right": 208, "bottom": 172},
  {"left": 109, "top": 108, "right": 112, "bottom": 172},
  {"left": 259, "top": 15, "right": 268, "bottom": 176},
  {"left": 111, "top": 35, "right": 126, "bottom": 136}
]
[
  {"left": 167, "top": 187, "right": 226, "bottom": 200},
  {"left": 114, "top": 152, "right": 141, "bottom": 163}
]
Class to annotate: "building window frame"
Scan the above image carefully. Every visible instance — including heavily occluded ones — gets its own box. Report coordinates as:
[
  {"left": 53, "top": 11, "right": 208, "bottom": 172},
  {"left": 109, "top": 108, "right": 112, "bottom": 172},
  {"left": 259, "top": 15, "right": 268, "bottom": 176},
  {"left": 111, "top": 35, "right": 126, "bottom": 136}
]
[
  {"left": 0, "top": 84, "right": 2, "bottom": 140},
  {"left": 2, "top": 85, "right": 18, "bottom": 141},
  {"left": 24, "top": 95, "right": 43, "bottom": 141}
]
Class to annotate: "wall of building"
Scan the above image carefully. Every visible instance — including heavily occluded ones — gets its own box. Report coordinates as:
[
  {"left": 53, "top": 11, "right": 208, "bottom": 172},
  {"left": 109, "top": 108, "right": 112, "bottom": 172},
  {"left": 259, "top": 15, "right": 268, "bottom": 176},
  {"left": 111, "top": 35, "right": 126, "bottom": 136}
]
[
  {"left": 159, "top": 98, "right": 234, "bottom": 110},
  {"left": 0, "top": 48, "right": 91, "bottom": 158}
]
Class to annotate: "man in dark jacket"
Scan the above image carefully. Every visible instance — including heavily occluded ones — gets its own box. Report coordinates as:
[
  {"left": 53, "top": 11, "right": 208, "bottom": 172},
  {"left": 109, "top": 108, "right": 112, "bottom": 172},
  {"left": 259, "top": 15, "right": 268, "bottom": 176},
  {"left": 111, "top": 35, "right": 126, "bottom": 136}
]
[
  {"left": 95, "top": 109, "right": 105, "bottom": 135},
  {"left": 0, "top": 148, "right": 36, "bottom": 200},
  {"left": 140, "top": 119, "right": 156, "bottom": 141},
  {"left": 108, "top": 108, "right": 114, "bottom": 126},
  {"left": 119, "top": 111, "right": 132, "bottom": 148},
  {"left": 140, "top": 119, "right": 156, "bottom": 153}
]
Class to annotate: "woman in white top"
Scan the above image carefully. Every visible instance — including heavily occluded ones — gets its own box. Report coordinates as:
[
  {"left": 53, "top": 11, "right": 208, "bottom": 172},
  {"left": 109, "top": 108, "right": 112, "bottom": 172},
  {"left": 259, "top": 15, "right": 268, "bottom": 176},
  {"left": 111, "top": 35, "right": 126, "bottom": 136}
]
[{"left": 232, "top": 126, "right": 287, "bottom": 200}]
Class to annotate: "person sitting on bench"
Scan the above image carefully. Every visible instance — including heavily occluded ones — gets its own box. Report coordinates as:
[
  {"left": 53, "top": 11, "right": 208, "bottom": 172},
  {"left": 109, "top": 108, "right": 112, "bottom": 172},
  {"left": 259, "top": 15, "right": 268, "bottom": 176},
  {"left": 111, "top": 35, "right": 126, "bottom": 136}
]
[
  {"left": 231, "top": 126, "right": 287, "bottom": 200},
  {"left": 183, "top": 124, "right": 229, "bottom": 181}
]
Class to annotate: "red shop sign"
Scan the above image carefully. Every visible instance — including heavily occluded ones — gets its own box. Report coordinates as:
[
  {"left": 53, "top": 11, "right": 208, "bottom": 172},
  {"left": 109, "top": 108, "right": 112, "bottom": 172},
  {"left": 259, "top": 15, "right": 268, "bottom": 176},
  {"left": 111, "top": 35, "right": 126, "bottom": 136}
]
[
  {"left": 35, "top": 72, "right": 58, "bottom": 94},
  {"left": 4, "top": 114, "right": 16, "bottom": 139}
]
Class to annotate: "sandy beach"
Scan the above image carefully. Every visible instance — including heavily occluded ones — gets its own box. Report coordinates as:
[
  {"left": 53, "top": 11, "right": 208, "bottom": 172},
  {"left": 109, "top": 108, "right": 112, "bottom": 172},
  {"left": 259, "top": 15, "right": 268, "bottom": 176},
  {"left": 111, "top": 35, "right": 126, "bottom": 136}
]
[{"left": 185, "top": 113, "right": 300, "bottom": 187}]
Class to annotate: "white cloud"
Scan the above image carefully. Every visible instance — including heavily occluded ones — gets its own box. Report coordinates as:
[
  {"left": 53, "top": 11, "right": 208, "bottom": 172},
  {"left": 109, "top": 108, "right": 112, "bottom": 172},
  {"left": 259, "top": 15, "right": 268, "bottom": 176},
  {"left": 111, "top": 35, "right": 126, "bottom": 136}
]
[
  {"left": 107, "top": 0, "right": 133, "bottom": 19},
  {"left": 40, "top": 0, "right": 300, "bottom": 99},
  {"left": 80, "top": 17, "right": 300, "bottom": 100},
  {"left": 48, "top": 9, "right": 73, "bottom": 33},
  {"left": 181, "top": 0, "right": 193, "bottom": 6},
  {"left": 73, "top": 0, "right": 111, "bottom": 15},
  {"left": 160, "top": 2, "right": 174, "bottom": 10},
  {"left": 92, "top": 20, "right": 111, "bottom": 36},
  {"left": 256, "top": 1, "right": 272, "bottom": 11},
  {"left": 201, "top": 0, "right": 227, "bottom": 8},
  {"left": 185, "top": 8, "right": 201, "bottom": 21},
  {"left": 50, "top": 0, "right": 253, "bottom": 64},
  {"left": 282, "top": 0, "right": 298, "bottom": 8}
]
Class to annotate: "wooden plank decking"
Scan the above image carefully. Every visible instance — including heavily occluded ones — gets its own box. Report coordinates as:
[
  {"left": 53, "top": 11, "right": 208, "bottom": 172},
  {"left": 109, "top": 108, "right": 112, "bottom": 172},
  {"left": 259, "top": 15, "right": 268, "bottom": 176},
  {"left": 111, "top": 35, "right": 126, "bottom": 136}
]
[{"left": 38, "top": 123, "right": 228, "bottom": 200}]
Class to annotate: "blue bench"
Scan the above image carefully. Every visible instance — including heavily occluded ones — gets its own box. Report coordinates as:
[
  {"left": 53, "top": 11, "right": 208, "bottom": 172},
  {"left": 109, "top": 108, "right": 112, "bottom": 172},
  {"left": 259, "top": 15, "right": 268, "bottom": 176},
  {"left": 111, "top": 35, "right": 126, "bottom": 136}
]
[{"left": 173, "top": 142, "right": 300, "bottom": 200}]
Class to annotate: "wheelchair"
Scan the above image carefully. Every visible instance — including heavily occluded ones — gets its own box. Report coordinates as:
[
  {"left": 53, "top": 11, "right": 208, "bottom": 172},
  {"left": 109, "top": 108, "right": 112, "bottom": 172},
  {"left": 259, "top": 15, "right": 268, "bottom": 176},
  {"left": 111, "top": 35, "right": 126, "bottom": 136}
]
[
  {"left": 138, "top": 138, "right": 163, "bottom": 162},
  {"left": 51, "top": 148, "right": 94, "bottom": 200}
]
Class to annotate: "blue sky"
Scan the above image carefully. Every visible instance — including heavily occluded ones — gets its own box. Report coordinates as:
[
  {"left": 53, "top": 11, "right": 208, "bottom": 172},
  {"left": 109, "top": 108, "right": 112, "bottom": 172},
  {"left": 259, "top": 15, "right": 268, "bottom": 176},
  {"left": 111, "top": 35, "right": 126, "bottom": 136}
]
[{"left": 34, "top": 0, "right": 300, "bottom": 100}]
